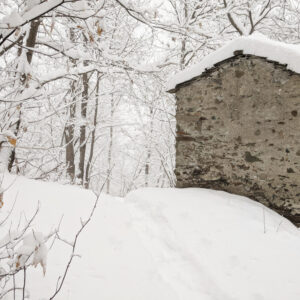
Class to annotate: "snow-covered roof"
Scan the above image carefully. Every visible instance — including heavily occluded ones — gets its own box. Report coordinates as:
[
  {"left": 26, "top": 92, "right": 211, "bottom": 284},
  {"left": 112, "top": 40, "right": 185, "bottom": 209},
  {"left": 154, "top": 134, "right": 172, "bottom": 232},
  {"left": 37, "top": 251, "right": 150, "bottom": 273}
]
[{"left": 167, "top": 33, "right": 300, "bottom": 92}]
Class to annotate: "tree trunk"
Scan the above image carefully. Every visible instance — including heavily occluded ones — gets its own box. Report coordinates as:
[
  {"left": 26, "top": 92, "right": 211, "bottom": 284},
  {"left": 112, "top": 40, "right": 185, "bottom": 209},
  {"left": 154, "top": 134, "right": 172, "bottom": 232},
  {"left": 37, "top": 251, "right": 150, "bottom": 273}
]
[
  {"left": 179, "top": 1, "right": 188, "bottom": 70},
  {"left": 64, "top": 97, "right": 76, "bottom": 182},
  {"left": 106, "top": 97, "right": 114, "bottom": 194},
  {"left": 64, "top": 28, "right": 77, "bottom": 182},
  {"left": 145, "top": 107, "right": 154, "bottom": 187},
  {"left": 78, "top": 61, "right": 89, "bottom": 185},
  {"left": 8, "top": 19, "right": 40, "bottom": 172},
  {"left": 85, "top": 73, "right": 100, "bottom": 189}
]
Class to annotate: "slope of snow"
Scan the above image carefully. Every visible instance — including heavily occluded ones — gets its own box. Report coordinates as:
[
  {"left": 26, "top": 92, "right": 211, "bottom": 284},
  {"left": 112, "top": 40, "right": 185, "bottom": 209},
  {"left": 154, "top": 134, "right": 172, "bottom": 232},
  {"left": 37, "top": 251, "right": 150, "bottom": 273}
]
[
  {"left": 166, "top": 33, "right": 300, "bottom": 91},
  {"left": 0, "top": 174, "right": 176, "bottom": 300},
  {"left": 1, "top": 174, "right": 300, "bottom": 300},
  {"left": 127, "top": 188, "right": 300, "bottom": 300}
]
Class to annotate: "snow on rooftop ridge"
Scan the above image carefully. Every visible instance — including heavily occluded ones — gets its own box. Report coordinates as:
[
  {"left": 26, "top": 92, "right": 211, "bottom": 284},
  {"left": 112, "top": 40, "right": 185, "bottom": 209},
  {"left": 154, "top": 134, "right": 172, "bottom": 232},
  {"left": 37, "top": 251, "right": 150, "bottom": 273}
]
[{"left": 166, "top": 33, "right": 300, "bottom": 92}]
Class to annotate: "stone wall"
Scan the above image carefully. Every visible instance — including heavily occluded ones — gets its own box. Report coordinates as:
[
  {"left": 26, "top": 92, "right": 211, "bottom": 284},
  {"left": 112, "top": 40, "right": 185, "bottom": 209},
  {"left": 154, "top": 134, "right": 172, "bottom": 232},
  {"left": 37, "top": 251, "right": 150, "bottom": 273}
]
[{"left": 175, "top": 54, "right": 300, "bottom": 225}]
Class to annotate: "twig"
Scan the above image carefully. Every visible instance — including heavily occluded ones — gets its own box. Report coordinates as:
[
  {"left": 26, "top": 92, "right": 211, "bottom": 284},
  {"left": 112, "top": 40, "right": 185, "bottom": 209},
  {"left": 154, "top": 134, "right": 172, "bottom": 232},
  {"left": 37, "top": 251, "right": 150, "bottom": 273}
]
[{"left": 49, "top": 169, "right": 112, "bottom": 299}]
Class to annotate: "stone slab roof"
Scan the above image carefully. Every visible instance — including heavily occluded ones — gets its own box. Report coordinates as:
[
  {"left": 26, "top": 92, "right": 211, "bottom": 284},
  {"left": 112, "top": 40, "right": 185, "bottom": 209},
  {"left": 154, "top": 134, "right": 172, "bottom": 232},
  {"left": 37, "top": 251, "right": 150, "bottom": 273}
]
[{"left": 167, "top": 33, "right": 300, "bottom": 93}]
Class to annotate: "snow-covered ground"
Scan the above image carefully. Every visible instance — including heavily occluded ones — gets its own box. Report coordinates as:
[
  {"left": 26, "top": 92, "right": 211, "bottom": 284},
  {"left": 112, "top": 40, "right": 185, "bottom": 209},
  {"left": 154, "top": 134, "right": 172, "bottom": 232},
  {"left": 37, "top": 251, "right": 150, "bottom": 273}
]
[{"left": 1, "top": 174, "right": 300, "bottom": 300}]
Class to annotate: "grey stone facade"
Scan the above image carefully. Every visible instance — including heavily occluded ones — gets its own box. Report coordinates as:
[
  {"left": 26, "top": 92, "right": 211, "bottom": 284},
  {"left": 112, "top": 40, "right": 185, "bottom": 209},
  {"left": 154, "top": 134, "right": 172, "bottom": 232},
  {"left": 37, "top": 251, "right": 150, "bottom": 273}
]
[{"left": 173, "top": 53, "right": 300, "bottom": 225}]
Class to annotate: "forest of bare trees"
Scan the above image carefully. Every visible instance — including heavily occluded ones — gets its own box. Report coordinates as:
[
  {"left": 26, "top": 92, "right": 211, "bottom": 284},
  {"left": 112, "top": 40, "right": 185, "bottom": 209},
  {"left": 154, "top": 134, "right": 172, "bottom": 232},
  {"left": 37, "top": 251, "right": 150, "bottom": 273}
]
[{"left": 0, "top": 0, "right": 299, "bottom": 196}]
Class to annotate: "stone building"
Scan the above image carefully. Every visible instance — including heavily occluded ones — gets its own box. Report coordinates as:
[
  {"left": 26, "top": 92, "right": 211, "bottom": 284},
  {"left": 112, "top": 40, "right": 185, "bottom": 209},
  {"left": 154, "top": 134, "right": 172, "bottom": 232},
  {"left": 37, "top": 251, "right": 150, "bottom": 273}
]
[{"left": 167, "top": 34, "right": 300, "bottom": 225}]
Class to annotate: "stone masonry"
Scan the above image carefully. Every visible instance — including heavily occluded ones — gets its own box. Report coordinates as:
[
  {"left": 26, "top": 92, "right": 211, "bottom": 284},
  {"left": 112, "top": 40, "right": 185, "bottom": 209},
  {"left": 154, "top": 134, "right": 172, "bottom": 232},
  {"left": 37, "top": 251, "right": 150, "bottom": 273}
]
[{"left": 174, "top": 53, "right": 300, "bottom": 225}]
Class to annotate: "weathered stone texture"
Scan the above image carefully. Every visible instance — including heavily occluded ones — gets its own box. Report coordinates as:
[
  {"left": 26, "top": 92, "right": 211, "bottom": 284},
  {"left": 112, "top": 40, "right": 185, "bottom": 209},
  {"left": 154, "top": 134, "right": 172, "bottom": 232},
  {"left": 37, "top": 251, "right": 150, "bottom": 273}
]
[{"left": 175, "top": 55, "right": 300, "bottom": 225}]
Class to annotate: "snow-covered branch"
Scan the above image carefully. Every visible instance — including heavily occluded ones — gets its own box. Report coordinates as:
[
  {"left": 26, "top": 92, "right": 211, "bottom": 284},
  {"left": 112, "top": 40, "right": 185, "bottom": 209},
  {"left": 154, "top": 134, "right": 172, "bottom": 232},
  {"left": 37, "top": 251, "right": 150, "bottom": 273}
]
[{"left": 0, "top": 0, "right": 66, "bottom": 48}]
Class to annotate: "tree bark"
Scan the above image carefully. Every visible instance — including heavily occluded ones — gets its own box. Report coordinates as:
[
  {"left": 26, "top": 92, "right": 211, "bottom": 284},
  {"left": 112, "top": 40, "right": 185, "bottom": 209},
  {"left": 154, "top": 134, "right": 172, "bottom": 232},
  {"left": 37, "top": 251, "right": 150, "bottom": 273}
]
[
  {"left": 85, "top": 73, "right": 100, "bottom": 188},
  {"left": 78, "top": 61, "right": 89, "bottom": 185},
  {"left": 64, "top": 28, "right": 76, "bottom": 182},
  {"left": 106, "top": 96, "right": 114, "bottom": 194},
  {"left": 145, "top": 107, "right": 154, "bottom": 187},
  {"left": 64, "top": 97, "right": 76, "bottom": 181},
  {"left": 8, "top": 19, "right": 40, "bottom": 172}
]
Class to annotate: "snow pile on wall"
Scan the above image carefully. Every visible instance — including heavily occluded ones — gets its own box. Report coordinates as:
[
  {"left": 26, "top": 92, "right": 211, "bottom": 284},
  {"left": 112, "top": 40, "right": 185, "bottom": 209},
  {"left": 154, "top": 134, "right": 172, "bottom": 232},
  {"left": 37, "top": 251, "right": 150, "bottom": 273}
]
[
  {"left": 166, "top": 33, "right": 300, "bottom": 91},
  {"left": 1, "top": 175, "right": 300, "bottom": 299}
]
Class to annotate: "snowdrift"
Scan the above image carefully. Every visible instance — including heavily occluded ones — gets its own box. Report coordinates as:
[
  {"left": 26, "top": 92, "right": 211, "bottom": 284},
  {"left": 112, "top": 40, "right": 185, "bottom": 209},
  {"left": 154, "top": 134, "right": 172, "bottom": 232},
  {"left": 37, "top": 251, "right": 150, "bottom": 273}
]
[{"left": 1, "top": 174, "right": 300, "bottom": 300}]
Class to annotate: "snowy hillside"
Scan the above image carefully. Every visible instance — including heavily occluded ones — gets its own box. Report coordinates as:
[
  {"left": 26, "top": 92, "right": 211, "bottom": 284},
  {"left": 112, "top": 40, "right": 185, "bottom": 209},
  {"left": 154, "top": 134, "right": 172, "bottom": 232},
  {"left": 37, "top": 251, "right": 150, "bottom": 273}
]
[{"left": 1, "top": 174, "right": 300, "bottom": 300}]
